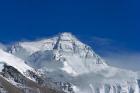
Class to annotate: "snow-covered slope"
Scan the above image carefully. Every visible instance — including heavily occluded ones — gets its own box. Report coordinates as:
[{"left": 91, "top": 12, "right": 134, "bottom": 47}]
[
  {"left": 0, "top": 49, "right": 33, "bottom": 74},
  {"left": 0, "top": 49, "right": 43, "bottom": 84},
  {"left": 8, "top": 32, "right": 140, "bottom": 93}
]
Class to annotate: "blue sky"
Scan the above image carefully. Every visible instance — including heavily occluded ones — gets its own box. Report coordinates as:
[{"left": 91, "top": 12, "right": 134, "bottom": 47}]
[{"left": 0, "top": 0, "right": 140, "bottom": 70}]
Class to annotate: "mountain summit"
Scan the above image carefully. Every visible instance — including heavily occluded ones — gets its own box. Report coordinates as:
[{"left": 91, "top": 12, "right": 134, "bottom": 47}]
[{"left": 10, "top": 32, "right": 94, "bottom": 55}]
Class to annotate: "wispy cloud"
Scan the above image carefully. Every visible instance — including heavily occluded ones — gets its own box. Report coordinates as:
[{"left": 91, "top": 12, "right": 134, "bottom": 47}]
[
  {"left": 86, "top": 36, "right": 140, "bottom": 71},
  {"left": 103, "top": 52, "right": 140, "bottom": 71},
  {"left": 0, "top": 43, "right": 7, "bottom": 51},
  {"left": 90, "top": 36, "right": 114, "bottom": 47},
  {"left": 87, "top": 36, "right": 124, "bottom": 55}
]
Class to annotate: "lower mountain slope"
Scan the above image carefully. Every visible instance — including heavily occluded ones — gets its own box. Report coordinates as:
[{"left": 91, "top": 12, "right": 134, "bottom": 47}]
[{"left": 0, "top": 49, "right": 64, "bottom": 93}]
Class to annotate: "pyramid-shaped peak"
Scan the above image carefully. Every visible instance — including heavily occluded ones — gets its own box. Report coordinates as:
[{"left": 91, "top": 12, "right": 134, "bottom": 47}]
[
  {"left": 58, "top": 32, "right": 76, "bottom": 41},
  {"left": 9, "top": 32, "right": 107, "bottom": 66},
  {"left": 59, "top": 32, "right": 73, "bottom": 36}
]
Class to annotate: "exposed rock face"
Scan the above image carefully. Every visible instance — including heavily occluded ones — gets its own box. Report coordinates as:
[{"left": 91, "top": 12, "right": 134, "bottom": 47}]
[
  {"left": 1, "top": 64, "right": 26, "bottom": 84},
  {"left": 0, "top": 63, "right": 64, "bottom": 93}
]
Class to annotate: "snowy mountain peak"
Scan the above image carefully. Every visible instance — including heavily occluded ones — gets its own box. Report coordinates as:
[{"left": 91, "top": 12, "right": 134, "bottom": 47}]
[
  {"left": 10, "top": 32, "right": 88, "bottom": 55},
  {"left": 3, "top": 32, "right": 140, "bottom": 93},
  {"left": 53, "top": 32, "right": 85, "bottom": 52},
  {"left": 8, "top": 32, "right": 108, "bottom": 76},
  {"left": 9, "top": 32, "right": 105, "bottom": 61},
  {"left": 58, "top": 32, "right": 75, "bottom": 41},
  {"left": 9, "top": 32, "right": 79, "bottom": 54}
]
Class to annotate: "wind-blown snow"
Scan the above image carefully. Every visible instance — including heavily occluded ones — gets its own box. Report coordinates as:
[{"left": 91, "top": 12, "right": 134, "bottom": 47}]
[
  {"left": 0, "top": 49, "right": 40, "bottom": 83},
  {"left": 0, "top": 49, "right": 33, "bottom": 74},
  {"left": 0, "top": 62, "right": 4, "bottom": 72}
]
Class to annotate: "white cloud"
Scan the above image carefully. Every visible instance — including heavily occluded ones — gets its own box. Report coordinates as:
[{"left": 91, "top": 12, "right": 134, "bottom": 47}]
[
  {"left": 0, "top": 43, "right": 7, "bottom": 51},
  {"left": 87, "top": 36, "right": 140, "bottom": 71},
  {"left": 103, "top": 51, "right": 140, "bottom": 71},
  {"left": 90, "top": 36, "right": 114, "bottom": 46}
]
